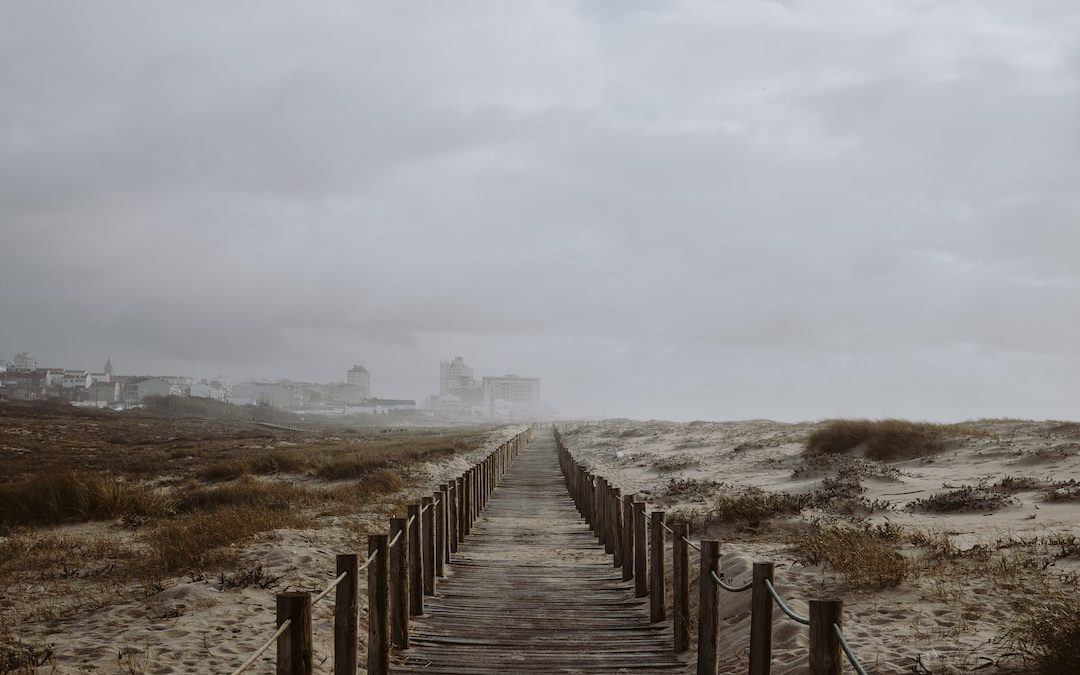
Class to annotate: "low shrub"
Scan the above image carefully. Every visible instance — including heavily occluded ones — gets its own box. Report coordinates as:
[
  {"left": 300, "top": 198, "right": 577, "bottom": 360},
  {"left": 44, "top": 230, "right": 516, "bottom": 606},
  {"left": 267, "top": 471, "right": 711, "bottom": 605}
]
[
  {"left": 907, "top": 486, "right": 1011, "bottom": 513},
  {"left": 711, "top": 485, "right": 810, "bottom": 526},
  {"left": 1044, "top": 480, "right": 1080, "bottom": 502},
  {"left": 805, "top": 419, "right": 950, "bottom": 460},
  {"left": 652, "top": 453, "right": 700, "bottom": 472},
  {"left": 791, "top": 524, "right": 911, "bottom": 588},
  {"left": 1005, "top": 593, "right": 1080, "bottom": 673}
]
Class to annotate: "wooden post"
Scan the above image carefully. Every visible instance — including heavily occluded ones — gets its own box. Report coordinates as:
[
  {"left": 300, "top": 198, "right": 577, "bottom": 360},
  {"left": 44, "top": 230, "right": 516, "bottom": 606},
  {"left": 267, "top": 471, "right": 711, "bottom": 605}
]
[
  {"left": 367, "top": 535, "right": 389, "bottom": 675},
  {"left": 612, "top": 487, "right": 623, "bottom": 568},
  {"left": 650, "top": 511, "right": 666, "bottom": 623},
  {"left": 388, "top": 518, "right": 409, "bottom": 649},
  {"left": 634, "top": 500, "right": 648, "bottom": 597},
  {"left": 809, "top": 600, "right": 843, "bottom": 675},
  {"left": 407, "top": 504, "right": 423, "bottom": 615},
  {"left": 334, "top": 554, "right": 358, "bottom": 675},
  {"left": 276, "top": 592, "right": 312, "bottom": 675},
  {"left": 749, "top": 562, "right": 775, "bottom": 675},
  {"left": 673, "top": 523, "right": 690, "bottom": 652},
  {"left": 697, "top": 540, "right": 720, "bottom": 675},
  {"left": 622, "top": 494, "right": 635, "bottom": 581},
  {"left": 455, "top": 476, "right": 465, "bottom": 545},
  {"left": 462, "top": 471, "right": 472, "bottom": 537},
  {"left": 600, "top": 479, "right": 611, "bottom": 551},
  {"left": 421, "top": 497, "right": 436, "bottom": 595},
  {"left": 437, "top": 486, "right": 449, "bottom": 572},
  {"left": 449, "top": 480, "right": 459, "bottom": 553}
]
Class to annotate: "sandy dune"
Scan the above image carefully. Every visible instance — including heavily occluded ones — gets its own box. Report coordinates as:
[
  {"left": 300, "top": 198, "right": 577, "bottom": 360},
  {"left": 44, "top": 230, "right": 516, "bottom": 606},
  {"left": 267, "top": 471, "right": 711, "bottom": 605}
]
[{"left": 561, "top": 419, "right": 1080, "bottom": 674}]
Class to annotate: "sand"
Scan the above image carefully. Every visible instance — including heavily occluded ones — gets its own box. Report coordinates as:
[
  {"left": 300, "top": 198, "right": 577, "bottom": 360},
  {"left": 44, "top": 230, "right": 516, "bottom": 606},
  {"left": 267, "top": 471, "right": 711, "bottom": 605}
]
[
  {"left": 3, "top": 425, "right": 526, "bottom": 674},
  {"left": 560, "top": 419, "right": 1080, "bottom": 674}
]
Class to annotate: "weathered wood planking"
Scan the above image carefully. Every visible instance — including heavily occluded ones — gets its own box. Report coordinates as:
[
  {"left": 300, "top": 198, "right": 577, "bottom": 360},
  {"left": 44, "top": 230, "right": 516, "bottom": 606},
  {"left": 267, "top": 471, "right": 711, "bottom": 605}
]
[{"left": 391, "top": 434, "right": 687, "bottom": 674}]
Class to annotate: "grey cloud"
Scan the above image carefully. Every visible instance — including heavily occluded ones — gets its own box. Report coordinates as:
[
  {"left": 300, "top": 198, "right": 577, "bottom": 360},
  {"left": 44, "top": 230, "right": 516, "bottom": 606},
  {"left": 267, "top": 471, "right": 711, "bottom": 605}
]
[{"left": 2, "top": 0, "right": 1078, "bottom": 420}]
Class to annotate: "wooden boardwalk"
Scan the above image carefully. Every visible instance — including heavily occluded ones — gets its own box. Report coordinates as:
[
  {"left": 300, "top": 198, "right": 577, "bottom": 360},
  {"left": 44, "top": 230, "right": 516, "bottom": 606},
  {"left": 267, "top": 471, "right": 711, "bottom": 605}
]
[{"left": 391, "top": 433, "right": 687, "bottom": 674}]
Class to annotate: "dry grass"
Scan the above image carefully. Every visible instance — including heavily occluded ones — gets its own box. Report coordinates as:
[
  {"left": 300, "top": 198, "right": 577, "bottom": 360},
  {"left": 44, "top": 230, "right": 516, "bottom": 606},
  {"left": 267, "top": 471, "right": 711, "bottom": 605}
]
[
  {"left": 0, "top": 472, "right": 175, "bottom": 529},
  {"left": 148, "top": 505, "right": 311, "bottom": 575},
  {"left": 790, "top": 523, "right": 911, "bottom": 589},
  {"left": 804, "top": 419, "right": 984, "bottom": 461},
  {"left": 1005, "top": 593, "right": 1080, "bottom": 673}
]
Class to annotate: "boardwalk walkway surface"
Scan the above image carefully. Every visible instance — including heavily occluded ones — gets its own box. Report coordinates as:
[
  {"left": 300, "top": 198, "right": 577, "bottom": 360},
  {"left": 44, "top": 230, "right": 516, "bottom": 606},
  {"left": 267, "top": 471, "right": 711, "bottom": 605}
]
[{"left": 392, "top": 434, "right": 687, "bottom": 674}]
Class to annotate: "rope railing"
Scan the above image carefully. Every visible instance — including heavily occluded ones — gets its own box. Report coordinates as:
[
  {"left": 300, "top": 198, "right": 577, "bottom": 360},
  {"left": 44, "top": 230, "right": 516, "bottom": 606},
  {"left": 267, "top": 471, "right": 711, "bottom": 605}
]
[
  {"left": 710, "top": 569, "right": 752, "bottom": 593},
  {"left": 229, "top": 619, "right": 291, "bottom": 675},
  {"left": 553, "top": 424, "right": 871, "bottom": 675},
  {"left": 221, "top": 425, "right": 535, "bottom": 675},
  {"left": 835, "top": 623, "right": 870, "bottom": 675},
  {"left": 312, "top": 570, "right": 349, "bottom": 606},
  {"left": 764, "top": 578, "right": 810, "bottom": 625}
]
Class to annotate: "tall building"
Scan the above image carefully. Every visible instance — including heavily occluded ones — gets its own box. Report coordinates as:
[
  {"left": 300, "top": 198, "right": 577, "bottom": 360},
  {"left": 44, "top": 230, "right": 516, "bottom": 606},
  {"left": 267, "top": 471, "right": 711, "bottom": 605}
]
[
  {"left": 13, "top": 352, "right": 36, "bottom": 371},
  {"left": 482, "top": 375, "right": 541, "bottom": 404},
  {"left": 346, "top": 365, "right": 371, "bottom": 399},
  {"left": 104, "top": 358, "right": 113, "bottom": 376},
  {"left": 440, "top": 356, "right": 476, "bottom": 394}
]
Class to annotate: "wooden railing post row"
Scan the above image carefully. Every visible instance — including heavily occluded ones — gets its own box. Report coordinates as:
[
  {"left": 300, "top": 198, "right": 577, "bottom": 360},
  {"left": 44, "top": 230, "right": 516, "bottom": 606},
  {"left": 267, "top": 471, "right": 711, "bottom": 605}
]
[
  {"left": 367, "top": 535, "right": 389, "bottom": 675},
  {"left": 673, "top": 522, "right": 690, "bottom": 652},
  {"left": 454, "top": 476, "right": 465, "bottom": 545},
  {"left": 697, "top": 540, "right": 720, "bottom": 675},
  {"left": 650, "top": 510, "right": 666, "bottom": 623},
  {"left": 633, "top": 499, "right": 648, "bottom": 597},
  {"left": 421, "top": 496, "right": 435, "bottom": 595},
  {"left": 407, "top": 504, "right": 423, "bottom": 615},
  {"left": 749, "top": 562, "right": 775, "bottom": 675},
  {"left": 437, "top": 486, "right": 449, "bottom": 573},
  {"left": 622, "top": 494, "right": 635, "bottom": 581},
  {"left": 809, "top": 599, "right": 843, "bottom": 675},
  {"left": 333, "top": 553, "right": 358, "bottom": 675},
  {"left": 388, "top": 518, "right": 409, "bottom": 649},
  {"left": 276, "top": 591, "right": 312, "bottom": 674}
]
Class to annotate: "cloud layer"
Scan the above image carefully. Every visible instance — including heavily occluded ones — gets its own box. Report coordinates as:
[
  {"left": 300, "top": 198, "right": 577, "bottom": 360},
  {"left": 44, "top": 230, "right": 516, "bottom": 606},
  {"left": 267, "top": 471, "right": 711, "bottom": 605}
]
[{"left": 2, "top": 1, "right": 1078, "bottom": 420}]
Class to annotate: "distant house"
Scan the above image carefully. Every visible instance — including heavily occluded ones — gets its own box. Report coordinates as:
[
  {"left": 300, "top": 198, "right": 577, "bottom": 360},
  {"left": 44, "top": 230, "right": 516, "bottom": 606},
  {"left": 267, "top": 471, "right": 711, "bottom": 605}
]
[
  {"left": 87, "top": 381, "right": 121, "bottom": 404},
  {"left": 135, "top": 377, "right": 187, "bottom": 401},
  {"left": 62, "top": 370, "right": 91, "bottom": 389},
  {"left": 190, "top": 381, "right": 227, "bottom": 401},
  {"left": 13, "top": 352, "right": 36, "bottom": 371}
]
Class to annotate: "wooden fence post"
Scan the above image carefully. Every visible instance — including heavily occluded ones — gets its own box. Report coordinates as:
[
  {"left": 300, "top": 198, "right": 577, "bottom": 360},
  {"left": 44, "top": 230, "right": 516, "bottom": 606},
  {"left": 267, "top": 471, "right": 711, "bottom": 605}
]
[
  {"left": 449, "top": 480, "right": 459, "bottom": 553},
  {"left": 455, "top": 476, "right": 465, "bottom": 544},
  {"left": 697, "top": 540, "right": 720, "bottom": 675},
  {"left": 612, "top": 487, "right": 623, "bottom": 568},
  {"left": 437, "top": 486, "right": 449, "bottom": 572},
  {"left": 333, "top": 554, "right": 358, "bottom": 675},
  {"left": 634, "top": 500, "right": 648, "bottom": 597},
  {"left": 462, "top": 472, "right": 472, "bottom": 537},
  {"left": 622, "top": 494, "right": 635, "bottom": 581},
  {"left": 749, "top": 562, "right": 775, "bottom": 675},
  {"left": 421, "top": 497, "right": 436, "bottom": 595},
  {"left": 389, "top": 518, "right": 409, "bottom": 649},
  {"left": 407, "top": 504, "right": 423, "bottom": 615},
  {"left": 650, "top": 511, "right": 666, "bottom": 623},
  {"left": 809, "top": 600, "right": 843, "bottom": 675},
  {"left": 367, "top": 535, "right": 389, "bottom": 675},
  {"left": 276, "top": 592, "right": 312, "bottom": 675},
  {"left": 673, "top": 523, "right": 690, "bottom": 653}
]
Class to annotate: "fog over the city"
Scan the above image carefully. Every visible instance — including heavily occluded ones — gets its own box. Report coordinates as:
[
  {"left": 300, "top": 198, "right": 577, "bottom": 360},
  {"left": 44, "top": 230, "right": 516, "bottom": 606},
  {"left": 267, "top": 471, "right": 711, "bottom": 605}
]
[{"left": 2, "top": 1, "right": 1078, "bottom": 421}]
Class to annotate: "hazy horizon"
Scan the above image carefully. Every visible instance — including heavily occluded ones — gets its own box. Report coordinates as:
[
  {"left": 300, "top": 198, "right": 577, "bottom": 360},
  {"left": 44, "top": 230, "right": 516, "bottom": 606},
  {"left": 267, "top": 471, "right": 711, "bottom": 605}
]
[{"left": 2, "top": 2, "right": 1078, "bottom": 422}]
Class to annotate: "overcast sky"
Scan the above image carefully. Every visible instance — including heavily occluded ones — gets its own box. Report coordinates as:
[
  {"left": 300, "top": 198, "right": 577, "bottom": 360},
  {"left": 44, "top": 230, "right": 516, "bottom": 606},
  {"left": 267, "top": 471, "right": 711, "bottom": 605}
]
[{"left": 2, "top": 1, "right": 1078, "bottom": 421}]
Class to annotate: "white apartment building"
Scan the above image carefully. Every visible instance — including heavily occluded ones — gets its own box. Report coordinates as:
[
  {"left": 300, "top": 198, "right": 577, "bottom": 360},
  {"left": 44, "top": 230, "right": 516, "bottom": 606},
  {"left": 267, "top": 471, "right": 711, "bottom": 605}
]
[
  {"left": 482, "top": 375, "right": 541, "bottom": 404},
  {"left": 13, "top": 352, "right": 36, "bottom": 370},
  {"left": 346, "top": 365, "right": 371, "bottom": 399}
]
